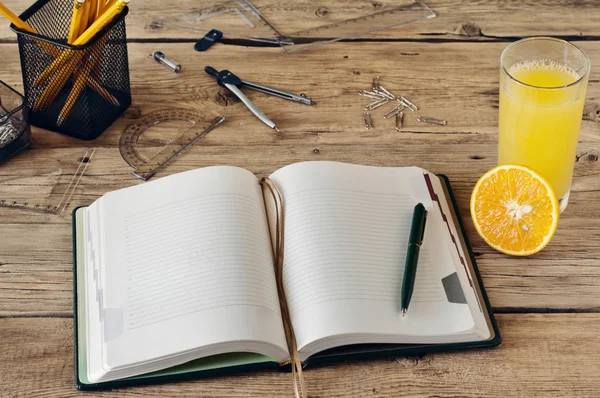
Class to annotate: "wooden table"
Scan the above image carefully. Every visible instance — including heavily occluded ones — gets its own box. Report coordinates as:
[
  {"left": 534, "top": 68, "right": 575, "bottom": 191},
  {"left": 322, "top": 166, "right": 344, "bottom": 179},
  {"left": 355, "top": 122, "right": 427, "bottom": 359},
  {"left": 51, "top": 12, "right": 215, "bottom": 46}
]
[{"left": 2, "top": 1, "right": 600, "bottom": 396}]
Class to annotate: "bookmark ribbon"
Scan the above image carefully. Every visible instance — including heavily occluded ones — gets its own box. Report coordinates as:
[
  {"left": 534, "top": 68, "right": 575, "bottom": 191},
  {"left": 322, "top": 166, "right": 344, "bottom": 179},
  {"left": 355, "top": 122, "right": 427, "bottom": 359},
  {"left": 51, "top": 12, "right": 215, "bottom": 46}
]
[{"left": 260, "top": 178, "right": 307, "bottom": 398}]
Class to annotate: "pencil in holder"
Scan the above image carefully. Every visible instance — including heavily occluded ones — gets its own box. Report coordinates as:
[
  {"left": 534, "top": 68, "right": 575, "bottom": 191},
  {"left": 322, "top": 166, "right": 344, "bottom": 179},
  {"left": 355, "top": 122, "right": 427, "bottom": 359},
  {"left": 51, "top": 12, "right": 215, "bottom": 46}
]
[{"left": 11, "top": 0, "right": 131, "bottom": 140}]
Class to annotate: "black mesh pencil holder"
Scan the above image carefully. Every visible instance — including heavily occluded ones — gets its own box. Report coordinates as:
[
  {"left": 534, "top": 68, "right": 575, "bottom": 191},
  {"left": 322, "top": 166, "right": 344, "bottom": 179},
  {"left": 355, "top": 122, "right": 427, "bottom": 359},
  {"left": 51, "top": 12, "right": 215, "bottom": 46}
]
[{"left": 11, "top": 0, "right": 131, "bottom": 140}]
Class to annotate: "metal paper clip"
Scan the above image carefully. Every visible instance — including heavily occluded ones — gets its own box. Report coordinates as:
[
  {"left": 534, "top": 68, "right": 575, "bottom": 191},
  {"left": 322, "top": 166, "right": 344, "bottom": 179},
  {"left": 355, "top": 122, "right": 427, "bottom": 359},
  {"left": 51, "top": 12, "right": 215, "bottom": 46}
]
[
  {"left": 395, "top": 111, "right": 404, "bottom": 131},
  {"left": 416, "top": 116, "right": 447, "bottom": 126},
  {"left": 359, "top": 90, "right": 386, "bottom": 100},
  {"left": 372, "top": 76, "right": 380, "bottom": 91},
  {"left": 399, "top": 96, "right": 418, "bottom": 111},
  {"left": 384, "top": 105, "right": 404, "bottom": 119},
  {"left": 363, "top": 112, "right": 373, "bottom": 130},
  {"left": 375, "top": 85, "right": 396, "bottom": 100},
  {"left": 365, "top": 98, "right": 389, "bottom": 111}
]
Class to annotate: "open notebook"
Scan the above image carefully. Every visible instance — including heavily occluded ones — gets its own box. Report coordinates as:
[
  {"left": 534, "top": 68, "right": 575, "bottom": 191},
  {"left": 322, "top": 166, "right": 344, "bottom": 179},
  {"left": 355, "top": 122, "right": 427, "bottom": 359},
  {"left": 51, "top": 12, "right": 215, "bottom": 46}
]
[{"left": 73, "top": 161, "right": 500, "bottom": 390}]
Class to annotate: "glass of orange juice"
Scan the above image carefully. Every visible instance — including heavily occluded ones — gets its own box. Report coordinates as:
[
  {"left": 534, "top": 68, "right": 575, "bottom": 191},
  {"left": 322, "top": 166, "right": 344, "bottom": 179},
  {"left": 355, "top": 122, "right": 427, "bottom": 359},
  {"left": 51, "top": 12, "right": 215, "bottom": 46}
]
[{"left": 499, "top": 37, "right": 590, "bottom": 212}]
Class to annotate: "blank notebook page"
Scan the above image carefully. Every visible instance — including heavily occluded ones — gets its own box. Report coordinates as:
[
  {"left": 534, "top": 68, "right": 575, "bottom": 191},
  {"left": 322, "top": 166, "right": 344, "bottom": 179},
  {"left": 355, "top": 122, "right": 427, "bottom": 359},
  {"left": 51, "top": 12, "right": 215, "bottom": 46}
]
[
  {"left": 89, "top": 166, "right": 288, "bottom": 371},
  {"left": 269, "top": 162, "right": 476, "bottom": 352}
]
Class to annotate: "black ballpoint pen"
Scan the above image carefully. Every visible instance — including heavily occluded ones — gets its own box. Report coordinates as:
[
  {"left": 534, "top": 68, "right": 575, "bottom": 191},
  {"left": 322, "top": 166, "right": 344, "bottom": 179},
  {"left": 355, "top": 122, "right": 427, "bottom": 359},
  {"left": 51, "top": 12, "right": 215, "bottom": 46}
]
[{"left": 401, "top": 203, "right": 428, "bottom": 317}]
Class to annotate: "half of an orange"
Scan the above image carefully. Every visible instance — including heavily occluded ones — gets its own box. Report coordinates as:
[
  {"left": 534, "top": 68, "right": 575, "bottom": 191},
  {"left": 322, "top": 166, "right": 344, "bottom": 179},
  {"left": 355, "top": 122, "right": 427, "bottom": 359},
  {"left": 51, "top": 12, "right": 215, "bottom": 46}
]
[{"left": 470, "top": 165, "right": 559, "bottom": 256}]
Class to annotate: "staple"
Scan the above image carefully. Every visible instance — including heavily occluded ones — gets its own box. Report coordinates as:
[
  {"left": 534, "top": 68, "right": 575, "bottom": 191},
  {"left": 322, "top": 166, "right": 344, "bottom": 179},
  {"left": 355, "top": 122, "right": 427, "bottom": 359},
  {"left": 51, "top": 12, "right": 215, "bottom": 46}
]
[
  {"left": 363, "top": 112, "right": 373, "bottom": 130},
  {"left": 365, "top": 98, "right": 389, "bottom": 111},
  {"left": 384, "top": 105, "right": 405, "bottom": 119},
  {"left": 395, "top": 111, "right": 404, "bottom": 131},
  {"left": 416, "top": 116, "right": 447, "bottom": 126},
  {"left": 399, "top": 96, "right": 418, "bottom": 111}
]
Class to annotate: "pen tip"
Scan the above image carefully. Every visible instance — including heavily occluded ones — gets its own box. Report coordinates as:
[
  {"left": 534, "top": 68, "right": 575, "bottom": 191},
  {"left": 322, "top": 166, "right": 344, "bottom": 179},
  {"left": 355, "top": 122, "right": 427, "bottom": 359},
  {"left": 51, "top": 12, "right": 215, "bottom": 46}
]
[
  {"left": 274, "top": 126, "right": 281, "bottom": 133},
  {"left": 401, "top": 308, "right": 407, "bottom": 317}
]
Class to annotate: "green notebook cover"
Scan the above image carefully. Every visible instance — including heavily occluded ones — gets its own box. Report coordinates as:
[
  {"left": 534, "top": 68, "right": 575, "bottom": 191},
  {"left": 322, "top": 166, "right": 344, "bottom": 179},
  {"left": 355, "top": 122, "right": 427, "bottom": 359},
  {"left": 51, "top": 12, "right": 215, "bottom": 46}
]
[
  {"left": 72, "top": 207, "right": 279, "bottom": 390},
  {"left": 72, "top": 175, "right": 500, "bottom": 390}
]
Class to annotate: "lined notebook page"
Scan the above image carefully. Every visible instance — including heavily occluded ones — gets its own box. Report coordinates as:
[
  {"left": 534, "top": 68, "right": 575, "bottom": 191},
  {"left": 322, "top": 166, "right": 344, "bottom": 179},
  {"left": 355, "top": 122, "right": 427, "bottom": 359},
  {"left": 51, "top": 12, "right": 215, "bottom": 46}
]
[
  {"left": 124, "top": 193, "right": 278, "bottom": 329},
  {"left": 91, "top": 167, "right": 289, "bottom": 369},
  {"left": 268, "top": 162, "right": 475, "bottom": 351},
  {"left": 284, "top": 189, "right": 445, "bottom": 313}
]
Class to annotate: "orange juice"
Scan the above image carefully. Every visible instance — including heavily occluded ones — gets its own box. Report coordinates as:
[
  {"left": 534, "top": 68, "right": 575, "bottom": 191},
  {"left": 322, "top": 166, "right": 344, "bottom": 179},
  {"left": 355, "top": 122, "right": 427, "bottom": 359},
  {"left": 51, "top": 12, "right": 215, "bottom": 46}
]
[{"left": 498, "top": 60, "right": 587, "bottom": 203}]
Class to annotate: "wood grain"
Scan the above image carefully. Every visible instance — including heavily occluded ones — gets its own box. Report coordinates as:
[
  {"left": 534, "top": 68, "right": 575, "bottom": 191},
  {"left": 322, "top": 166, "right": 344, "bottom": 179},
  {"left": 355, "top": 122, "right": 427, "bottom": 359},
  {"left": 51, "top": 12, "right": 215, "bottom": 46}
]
[
  {"left": 1, "top": 0, "right": 600, "bottom": 395},
  {"left": 1, "top": 41, "right": 599, "bottom": 315},
  {"left": 2, "top": 315, "right": 600, "bottom": 397},
  {"left": 1, "top": 41, "right": 599, "bottom": 147},
  {"left": 0, "top": 0, "right": 599, "bottom": 42}
]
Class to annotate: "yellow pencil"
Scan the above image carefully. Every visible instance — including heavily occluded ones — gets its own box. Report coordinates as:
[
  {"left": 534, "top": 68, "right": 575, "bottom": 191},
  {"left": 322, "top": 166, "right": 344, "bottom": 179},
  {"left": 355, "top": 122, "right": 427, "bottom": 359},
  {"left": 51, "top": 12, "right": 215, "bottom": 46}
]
[
  {"left": 35, "top": 0, "right": 129, "bottom": 86},
  {"left": 36, "top": 37, "right": 118, "bottom": 111},
  {"left": 63, "top": 36, "right": 120, "bottom": 119},
  {"left": 76, "top": 0, "right": 129, "bottom": 44},
  {"left": 88, "top": 0, "right": 97, "bottom": 26},
  {"left": 68, "top": 0, "right": 86, "bottom": 44},
  {"left": 57, "top": 52, "right": 94, "bottom": 126},
  {"left": 0, "top": 2, "right": 35, "bottom": 33},
  {"left": 36, "top": 51, "right": 74, "bottom": 86},
  {"left": 0, "top": 0, "right": 123, "bottom": 111},
  {"left": 103, "top": 0, "right": 116, "bottom": 11},
  {"left": 0, "top": 2, "right": 63, "bottom": 60},
  {"left": 96, "top": 0, "right": 104, "bottom": 19},
  {"left": 86, "top": 74, "right": 120, "bottom": 106},
  {"left": 77, "top": 0, "right": 90, "bottom": 37},
  {"left": 34, "top": 52, "right": 84, "bottom": 110}
]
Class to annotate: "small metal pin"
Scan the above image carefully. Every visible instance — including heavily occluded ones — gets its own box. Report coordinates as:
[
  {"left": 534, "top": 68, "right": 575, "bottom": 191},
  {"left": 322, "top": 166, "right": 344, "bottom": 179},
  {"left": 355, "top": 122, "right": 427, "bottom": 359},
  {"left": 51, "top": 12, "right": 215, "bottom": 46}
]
[
  {"left": 375, "top": 85, "right": 396, "bottom": 100},
  {"left": 399, "top": 96, "right": 418, "bottom": 111},
  {"left": 359, "top": 90, "right": 387, "bottom": 100},
  {"left": 372, "top": 76, "right": 380, "bottom": 91},
  {"left": 365, "top": 98, "right": 389, "bottom": 111},
  {"left": 384, "top": 105, "right": 404, "bottom": 119},
  {"left": 363, "top": 112, "right": 373, "bottom": 130},
  {"left": 416, "top": 116, "right": 447, "bottom": 126},
  {"left": 395, "top": 111, "right": 404, "bottom": 131}
]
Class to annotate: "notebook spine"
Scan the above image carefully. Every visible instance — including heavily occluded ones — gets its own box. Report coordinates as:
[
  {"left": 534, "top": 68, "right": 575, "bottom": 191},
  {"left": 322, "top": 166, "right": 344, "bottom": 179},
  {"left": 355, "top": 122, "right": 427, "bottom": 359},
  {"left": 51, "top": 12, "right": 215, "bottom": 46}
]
[{"left": 424, "top": 173, "right": 473, "bottom": 287}]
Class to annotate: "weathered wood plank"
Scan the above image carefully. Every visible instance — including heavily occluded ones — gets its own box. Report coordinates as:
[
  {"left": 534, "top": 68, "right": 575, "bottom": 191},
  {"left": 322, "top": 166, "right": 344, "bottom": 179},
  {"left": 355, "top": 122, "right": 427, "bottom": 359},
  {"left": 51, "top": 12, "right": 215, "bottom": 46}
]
[
  {"left": 1, "top": 315, "right": 600, "bottom": 397},
  {"left": 0, "top": 0, "right": 599, "bottom": 396},
  {"left": 0, "top": 0, "right": 598, "bottom": 42},
  {"left": 1, "top": 144, "right": 599, "bottom": 315},
  {"left": 0, "top": 41, "right": 599, "bottom": 315},
  {"left": 0, "top": 41, "right": 598, "bottom": 148},
  {"left": 0, "top": 0, "right": 598, "bottom": 396}
]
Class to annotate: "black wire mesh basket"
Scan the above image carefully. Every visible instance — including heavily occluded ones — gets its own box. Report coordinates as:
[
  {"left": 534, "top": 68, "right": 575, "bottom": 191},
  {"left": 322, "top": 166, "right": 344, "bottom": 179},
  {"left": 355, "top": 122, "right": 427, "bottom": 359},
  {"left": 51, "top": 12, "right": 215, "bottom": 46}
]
[{"left": 11, "top": 0, "right": 131, "bottom": 140}]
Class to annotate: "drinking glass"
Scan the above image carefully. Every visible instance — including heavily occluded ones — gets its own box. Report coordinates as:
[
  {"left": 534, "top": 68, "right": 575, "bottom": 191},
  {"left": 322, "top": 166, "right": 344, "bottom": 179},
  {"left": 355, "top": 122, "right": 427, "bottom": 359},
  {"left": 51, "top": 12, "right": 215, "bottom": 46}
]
[{"left": 498, "top": 37, "right": 590, "bottom": 211}]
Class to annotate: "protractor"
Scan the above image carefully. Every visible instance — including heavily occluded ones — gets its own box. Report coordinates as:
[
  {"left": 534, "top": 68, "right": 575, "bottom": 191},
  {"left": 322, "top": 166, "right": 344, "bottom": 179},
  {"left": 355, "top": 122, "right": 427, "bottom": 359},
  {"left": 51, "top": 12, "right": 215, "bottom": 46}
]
[{"left": 119, "top": 108, "right": 226, "bottom": 181}]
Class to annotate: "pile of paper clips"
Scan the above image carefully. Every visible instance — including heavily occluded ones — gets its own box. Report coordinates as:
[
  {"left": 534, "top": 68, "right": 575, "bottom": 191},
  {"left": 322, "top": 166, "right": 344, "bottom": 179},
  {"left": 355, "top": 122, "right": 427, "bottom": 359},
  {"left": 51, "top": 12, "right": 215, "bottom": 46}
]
[{"left": 359, "top": 76, "right": 447, "bottom": 131}]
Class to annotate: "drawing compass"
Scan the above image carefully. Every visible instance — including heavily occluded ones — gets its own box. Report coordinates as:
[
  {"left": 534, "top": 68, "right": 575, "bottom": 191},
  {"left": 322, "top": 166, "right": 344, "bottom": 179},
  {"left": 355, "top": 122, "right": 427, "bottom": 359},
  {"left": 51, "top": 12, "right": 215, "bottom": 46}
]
[{"left": 204, "top": 66, "right": 315, "bottom": 133}]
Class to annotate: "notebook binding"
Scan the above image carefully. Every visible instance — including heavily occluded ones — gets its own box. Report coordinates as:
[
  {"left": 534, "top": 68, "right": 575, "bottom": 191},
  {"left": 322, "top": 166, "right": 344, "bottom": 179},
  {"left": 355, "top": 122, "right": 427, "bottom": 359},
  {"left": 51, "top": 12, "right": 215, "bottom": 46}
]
[{"left": 423, "top": 173, "right": 473, "bottom": 288}]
